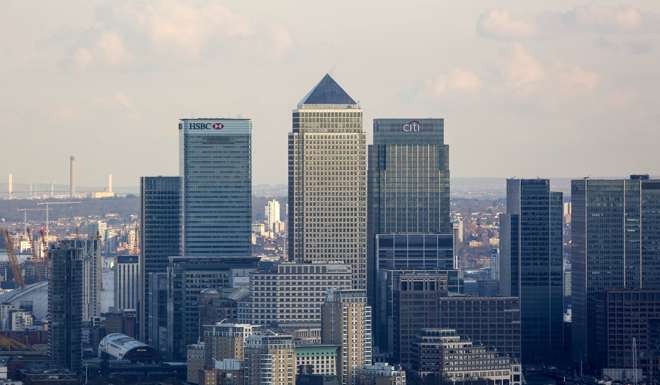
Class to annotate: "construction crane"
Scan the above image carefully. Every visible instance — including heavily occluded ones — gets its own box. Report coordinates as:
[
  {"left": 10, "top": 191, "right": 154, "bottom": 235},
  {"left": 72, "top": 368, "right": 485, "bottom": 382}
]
[
  {"left": 36, "top": 201, "right": 80, "bottom": 238},
  {"left": 1, "top": 228, "right": 25, "bottom": 288}
]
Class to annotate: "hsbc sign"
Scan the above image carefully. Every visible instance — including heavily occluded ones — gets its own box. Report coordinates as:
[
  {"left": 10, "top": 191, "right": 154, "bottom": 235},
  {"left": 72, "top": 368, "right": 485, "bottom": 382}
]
[
  {"left": 187, "top": 122, "right": 224, "bottom": 130},
  {"left": 402, "top": 120, "right": 421, "bottom": 133}
]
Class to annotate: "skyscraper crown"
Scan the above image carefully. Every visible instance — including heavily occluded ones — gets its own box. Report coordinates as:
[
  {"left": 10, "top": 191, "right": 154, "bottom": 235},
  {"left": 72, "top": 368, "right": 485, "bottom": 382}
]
[{"left": 299, "top": 74, "right": 356, "bottom": 106}]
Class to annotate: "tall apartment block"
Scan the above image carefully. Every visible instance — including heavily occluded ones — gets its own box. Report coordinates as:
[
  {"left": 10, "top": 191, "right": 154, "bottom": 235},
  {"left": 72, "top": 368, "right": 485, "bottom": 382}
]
[
  {"left": 250, "top": 262, "right": 352, "bottom": 328},
  {"left": 82, "top": 235, "right": 102, "bottom": 321},
  {"left": 393, "top": 272, "right": 521, "bottom": 367},
  {"left": 167, "top": 256, "right": 258, "bottom": 360},
  {"left": 571, "top": 175, "right": 660, "bottom": 366},
  {"left": 322, "top": 289, "right": 372, "bottom": 385},
  {"left": 265, "top": 199, "right": 281, "bottom": 233},
  {"left": 180, "top": 118, "right": 252, "bottom": 256},
  {"left": 114, "top": 255, "right": 139, "bottom": 312},
  {"left": 245, "top": 333, "right": 297, "bottom": 385},
  {"left": 367, "top": 118, "right": 453, "bottom": 352},
  {"left": 202, "top": 321, "right": 257, "bottom": 365},
  {"left": 48, "top": 240, "right": 84, "bottom": 373},
  {"left": 139, "top": 176, "right": 181, "bottom": 343},
  {"left": 499, "top": 179, "right": 563, "bottom": 364},
  {"left": 288, "top": 74, "right": 367, "bottom": 289}
]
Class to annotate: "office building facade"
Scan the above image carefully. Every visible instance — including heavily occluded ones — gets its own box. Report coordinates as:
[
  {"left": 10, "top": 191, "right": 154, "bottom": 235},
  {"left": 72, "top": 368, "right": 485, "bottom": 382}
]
[
  {"left": 376, "top": 269, "right": 461, "bottom": 357},
  {"left": 411, "top": 329, "right": 521, "bottom": 385},
  {"left": 167, "top": 256, "right": 258, "bottom": 359},
  {"left": 321, "top": 290, "right": 372, "bottom": 385},
  {"left": 394, "top": 272, "right": 521, "bottom": 367},
  {"left": 499, "top": 179, "right": 563, "bottom": 364},
  {"left": 139, "top": 176, "right": 181, "bottom": 342},
  {"left": 48, "top": 240, "right": 84, "bottom": 373},
  {"left": 250, "top": 262, "right": 352, "bottom": 328},
  {"left": 180, "top": 118, "right": 252, "bottom": 257},
  {"left": 288, "top": 74, "right": 367, "bottom": 290},
  {"left": 593, "top": 289, "right": 660, "bottom": 380},
  {"left": 115, "top": 255, "right": 139, "bottom": 312},
  {"left": 571, "top": 175, "right": 660, "bottom": 365}
]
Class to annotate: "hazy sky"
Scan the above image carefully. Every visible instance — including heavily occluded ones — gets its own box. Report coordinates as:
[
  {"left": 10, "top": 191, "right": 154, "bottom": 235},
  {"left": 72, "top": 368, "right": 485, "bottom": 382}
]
[{"left": 2, "top": 0, "right": 660, "bottom": 188}]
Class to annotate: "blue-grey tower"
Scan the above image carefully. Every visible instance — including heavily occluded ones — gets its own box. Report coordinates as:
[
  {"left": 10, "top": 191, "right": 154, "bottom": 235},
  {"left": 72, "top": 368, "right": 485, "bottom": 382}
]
[
  {"left": 571, "top": 175, "right": 660, "bottom": 368},
  {"left": 367, "top": 118, "right": 454, "bottom": 354},
  {"left": 139, "top": 176, "right": 180, "bottom": 345},
  {"left": 48, "top": 240, "right": 84, "bottom": 373},
  {"left": 179, "top": 119, "right": 252, "bottom": 257},
  {"left": 500, "top": 178, "right": 563, "bottom": 364}
]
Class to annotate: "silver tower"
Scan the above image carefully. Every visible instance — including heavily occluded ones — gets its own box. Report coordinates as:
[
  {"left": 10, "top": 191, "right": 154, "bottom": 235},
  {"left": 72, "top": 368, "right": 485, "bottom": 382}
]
[{"left": 288, "top": 74, "right": 367, "bottom": 289}]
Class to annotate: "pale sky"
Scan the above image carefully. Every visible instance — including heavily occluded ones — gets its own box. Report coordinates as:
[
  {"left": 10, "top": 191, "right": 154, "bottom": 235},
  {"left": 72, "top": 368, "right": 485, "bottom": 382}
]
[{"left": 2, "top": 0, "right": 660, "bottom": 188}]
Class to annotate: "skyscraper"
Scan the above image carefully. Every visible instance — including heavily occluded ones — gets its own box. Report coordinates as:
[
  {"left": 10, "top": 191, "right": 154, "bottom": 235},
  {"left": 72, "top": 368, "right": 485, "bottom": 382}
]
[
  {"left": 499, "top": 179, "right": 563, "bottom": 364},
  {"left": 288, "top": 74, "right": 367, "bottom": 289},
  {"left": 115, "top": 255, "right": 139, "bottom": 312},
  {"left": 322, "top": 289, "right": 372, "bottom": 385},
  {"left": 367, "top": 118, "right": 453, "bottom": 352},
  {"left": 571, "top": 175, "right": 660, "bottom": 366},
  {"left": 180, "top": 118, "right": 252, "bottom": 257},
  {"left": 139, "top": 176, "right": 181, "bottom": 343},
  {"left": 48, "top": 240, "right": 84, "bottom": 373},
  {"left": 265, "top": 199, "right": 281, "bottom": 233}
]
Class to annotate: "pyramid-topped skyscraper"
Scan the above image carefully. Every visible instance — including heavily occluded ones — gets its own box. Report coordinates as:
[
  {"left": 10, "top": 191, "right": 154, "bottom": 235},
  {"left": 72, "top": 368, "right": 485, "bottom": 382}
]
[{"left": 288, "top": 74, "right": 367, "bottom": 290}]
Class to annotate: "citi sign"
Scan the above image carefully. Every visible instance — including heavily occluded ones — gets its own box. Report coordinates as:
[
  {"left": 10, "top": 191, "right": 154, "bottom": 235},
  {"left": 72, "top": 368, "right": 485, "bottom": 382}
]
[
  {"left": 188, "top": 122, "right": 224, "bottom": 130},
  {"left": 402, "top": 120, "right": 421, "bottom": 133}
]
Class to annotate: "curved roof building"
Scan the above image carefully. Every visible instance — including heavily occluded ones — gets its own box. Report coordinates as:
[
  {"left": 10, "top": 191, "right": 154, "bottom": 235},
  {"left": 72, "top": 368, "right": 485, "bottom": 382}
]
[{"left": 98, "top": 333, "right": 160, "bottom": 362}]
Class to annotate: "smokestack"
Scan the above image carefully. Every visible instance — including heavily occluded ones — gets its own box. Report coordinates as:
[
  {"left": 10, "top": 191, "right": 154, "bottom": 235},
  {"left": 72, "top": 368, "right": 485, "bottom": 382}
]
[
  {"left": 69, "top": 155, "right": 76, "bottom": 198},
  {"left": 7, "top": 174, "right": 12, "bottom": 197},
  {"left": 107, "top": 174, "right": 113, "bottom": 193}
]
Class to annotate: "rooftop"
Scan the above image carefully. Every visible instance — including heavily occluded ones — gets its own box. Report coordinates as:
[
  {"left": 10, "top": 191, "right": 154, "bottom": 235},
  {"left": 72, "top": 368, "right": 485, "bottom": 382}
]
[{"left": 299, "top": 74, "right": 357, "bottom": 106}]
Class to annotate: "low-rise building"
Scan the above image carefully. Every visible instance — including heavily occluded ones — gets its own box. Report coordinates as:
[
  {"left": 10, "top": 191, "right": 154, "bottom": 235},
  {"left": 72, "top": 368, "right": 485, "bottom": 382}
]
[
  {"left": 355, "top": 363, "right": 405, "bottom": 385},
  {"left": 295, "top": 345, "right": 339, "bottom": 376},
  {"left": 411, "top": 329, "right": 521, "bottom": 385}
]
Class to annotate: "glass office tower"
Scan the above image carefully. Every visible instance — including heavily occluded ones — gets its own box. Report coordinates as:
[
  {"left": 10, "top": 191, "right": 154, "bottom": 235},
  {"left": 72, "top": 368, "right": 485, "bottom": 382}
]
[
  {"left": 288, "top": 74, "right": 367, "bottom": 290},
  {"left": 571, "top": 175, "right": 660, "bottom": 367},
  {"left": 500, "top": 179, "right": 563, "bottom": 364},
  {"left": 367, "top": 118, "right": 453, "bottom": 353},
  {"left": 179, "top": 119, "right": 252, "bottom": 257},
  {"left": 139, "top": 176, "right": 180, "bottom": 344}
]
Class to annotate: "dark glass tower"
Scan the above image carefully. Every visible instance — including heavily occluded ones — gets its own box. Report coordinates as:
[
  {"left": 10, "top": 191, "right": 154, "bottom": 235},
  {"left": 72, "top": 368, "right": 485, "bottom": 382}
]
[
  {"left": 179, "top": 119, "right": 252, "bottom": 257},
  {"left": 48, "top": 240, "right": 84, "bottom": 373},
  {"left": 499, "top": 179, "right": 563, "bottom": 364},
  {"left": 367, "top": 118, "right": 453, "bottom": 354},
  {"left": 139, "top": 176, "right": 180, "bottom": 344},
  {"left": 571, "top": 175, "right": 660, "bottom": 367}
]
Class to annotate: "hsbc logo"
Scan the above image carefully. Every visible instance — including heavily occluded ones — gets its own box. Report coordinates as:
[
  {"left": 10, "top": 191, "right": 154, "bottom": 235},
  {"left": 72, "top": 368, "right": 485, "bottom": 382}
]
[
  {"left": 402, "top": 120, "right": 421, "bottom": 133},
  {"left": 188, "top": 122, "right": 224, "bottom": 130}
]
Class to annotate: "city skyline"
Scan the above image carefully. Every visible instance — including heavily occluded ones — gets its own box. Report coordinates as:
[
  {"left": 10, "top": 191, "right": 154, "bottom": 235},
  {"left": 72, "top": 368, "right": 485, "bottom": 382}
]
[{"left": 3, "top": 1, "right": 660, "bottom": 187}]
